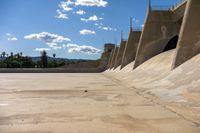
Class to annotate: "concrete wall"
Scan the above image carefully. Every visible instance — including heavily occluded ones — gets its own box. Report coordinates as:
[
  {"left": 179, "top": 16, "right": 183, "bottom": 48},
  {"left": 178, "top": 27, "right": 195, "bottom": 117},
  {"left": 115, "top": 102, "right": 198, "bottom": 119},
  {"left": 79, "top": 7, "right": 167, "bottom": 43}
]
[
  {"left": 107, "top": 45, "right": 116, "bottom": 69},
  {"left": 121, "top": 30, "right": 141, "bottom": 69},
  {"left": 61, "top": 43, "right": 114, "bottom": 72},
  {"left": 99, "top": 52, "right": 112, "bottom": 71},
  {"left": 63, "top": 60, "right": 100, "bottom": 69},
  {"left": 172, "top": 1, "right": 187, "bottom": 22},
  {"left": 134, "top": 10, "right": 181, "bottom": 69},
  {"left": 0, "top": 44, "right": 114, "bottom": 73},
  {"left": 114, "top": 40, "right": 127, "bottom": 69},
  {"left": 172, "top": 0, "right": 200, "bottom": 68},
  {"left": 109, "top": 47, "right": 119, "bottom": 69},
  {"left": 0, "top": 68, "right": 103, "bottom": 73},
  {"left": 98, "top": 44, "right": 115, "bottom": 70}
]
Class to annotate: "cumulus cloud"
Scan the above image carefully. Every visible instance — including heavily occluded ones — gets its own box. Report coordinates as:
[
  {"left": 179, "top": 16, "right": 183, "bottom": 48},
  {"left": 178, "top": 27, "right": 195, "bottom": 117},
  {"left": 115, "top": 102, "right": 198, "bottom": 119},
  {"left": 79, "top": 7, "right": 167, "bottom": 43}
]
[
  {"left": 24, "top": 32, "right": 70, "bottom": 43},
  {"left": 34, "top": 48, "right": 51, "bottom": 52},
  {"left": 100, "top": 26, "right": 117, "bottom": 31},
  {"left": 55, "top": 9, "right": 68, "bottom": 19},
  {"left": 59, "top": 1, "right": 74, "bottom": 12},
  {"left": 94, "top": 22, "right": 116, "bottom": 31},
  {"left": 80, "top": 15, "right": 98, "bottom": 22},
  {"left": 97, "top": 25, "right": 117, "bottom": 31},
  {"left": 59, "top": 0, "right": 108, "bottom": 8},
  {"left": 56, "top": 1, "right": 74, "bottom": 20},
  {"left": 80, "top": 29, "right": 96, "bottom": 35},
  {"left": 6, "top": 33, "right": 18, "bottom": 41},
  {"left": 75, "top": 0, "right": 108, "bottom": 7},
  {"left": 47, "top": 43, "right": 62, "bottom": 50},
  {"left": 65, "top": 43, "right": 101, "bottom": 54},
  {"left": 51, "top": 46, "right": 62, "bottom": 50},
  {"left": 57, "top": 0, "right": 107, "bottom": 19},
  {"left": 24, "top": 32, "right": 71, "bottom": 49},
  {"left": 8, "top": 37, "right": 18, "bottom": 41},
  {"left": 75, "top": 10, "right": 86, "bottom": 15}
]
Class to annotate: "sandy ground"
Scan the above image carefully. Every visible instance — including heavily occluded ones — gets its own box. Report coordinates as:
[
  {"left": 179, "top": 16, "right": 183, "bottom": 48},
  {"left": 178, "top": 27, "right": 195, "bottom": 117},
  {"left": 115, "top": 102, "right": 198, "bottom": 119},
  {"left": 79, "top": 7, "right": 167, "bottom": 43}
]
[{"left": 0, "top": 73, "right": 200, "bottom": 133}]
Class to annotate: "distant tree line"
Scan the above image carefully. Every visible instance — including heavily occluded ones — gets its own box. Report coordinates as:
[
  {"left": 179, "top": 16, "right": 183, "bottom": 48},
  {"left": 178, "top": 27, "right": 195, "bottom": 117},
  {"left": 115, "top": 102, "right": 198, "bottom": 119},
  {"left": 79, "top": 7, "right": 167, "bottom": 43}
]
[{"left": 0, "top": 51, "right": 66, "bottom": 68}]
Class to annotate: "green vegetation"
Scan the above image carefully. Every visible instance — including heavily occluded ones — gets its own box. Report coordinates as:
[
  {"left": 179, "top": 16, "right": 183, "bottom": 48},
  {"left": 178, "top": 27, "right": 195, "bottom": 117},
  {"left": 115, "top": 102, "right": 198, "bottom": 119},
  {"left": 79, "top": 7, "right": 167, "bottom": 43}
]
[
  {"left": 0, "top": 52, "right": 34, "bottom": 68},
  {"left": 0, "top": 51, "right": 66, "bottom": 68}
]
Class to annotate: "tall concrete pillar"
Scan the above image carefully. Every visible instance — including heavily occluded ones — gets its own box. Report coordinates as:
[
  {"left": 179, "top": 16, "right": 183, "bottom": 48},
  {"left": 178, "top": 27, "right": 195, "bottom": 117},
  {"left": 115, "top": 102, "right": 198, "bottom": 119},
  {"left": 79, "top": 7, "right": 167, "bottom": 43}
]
[
  {"left": 121, "top": 30, "right": 141, "bottom": 69},
  {"left": 109, "top": 46, "right": 119, "bottom": 69},
  {"left": 107, "top": 45, "right": 116, "bottom": 69},
  {"left": 172, "top": 0, "right": 200, "bottom": 68},
  {"left": 98, "top": 43, "right": 115, "bottom": 71},
  {"left": 114, "top": 40, "right": 127, "bottom": 69},
  {"left": 134, "top": 9, "right": 180, "bottom": 69}
]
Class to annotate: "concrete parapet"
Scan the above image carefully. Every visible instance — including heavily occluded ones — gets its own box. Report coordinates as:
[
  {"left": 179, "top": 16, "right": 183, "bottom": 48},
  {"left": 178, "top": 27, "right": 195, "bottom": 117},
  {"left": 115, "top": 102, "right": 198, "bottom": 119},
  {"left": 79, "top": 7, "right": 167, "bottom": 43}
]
[
  {"left": 134, "top": 10, "right": 181, "bottom": 69},
  {"left": 0, "top": 68, "right": 103, "bottom": 73},
  {"left": 172, "top": 0, "right": 200, "bottom": 68},
  {"left": 121, "top": 30, "right": 141, "bottom": 69},
  {"left": 114, "top": 40, "right": 127, "bottom": 69}
]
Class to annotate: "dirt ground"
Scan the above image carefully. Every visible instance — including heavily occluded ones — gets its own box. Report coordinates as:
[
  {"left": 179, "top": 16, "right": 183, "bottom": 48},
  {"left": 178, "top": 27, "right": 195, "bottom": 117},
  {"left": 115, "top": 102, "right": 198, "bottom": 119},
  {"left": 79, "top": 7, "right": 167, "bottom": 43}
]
[{"left": 0, "top": 73, "right": 199, "bottom": 133}]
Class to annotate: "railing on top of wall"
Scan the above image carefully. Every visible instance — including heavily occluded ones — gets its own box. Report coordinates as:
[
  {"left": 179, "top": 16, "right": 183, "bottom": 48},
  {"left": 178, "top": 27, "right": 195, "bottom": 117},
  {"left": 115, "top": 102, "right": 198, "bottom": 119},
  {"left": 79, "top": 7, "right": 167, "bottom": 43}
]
[
  {"left": 133, "top": 27, "right": 143, "bottom": 31},
  {"left": 151, "top": 5, "right": 172, "bottom": 11},
  {"left": 172, "top": 0, "right": 187, "bottom": 9},
  {"left": 151, "top": 0, "right": 187, "bottom": 11},
  {"left": 122, "top": 39, "right": 128, "bottom": 42}
]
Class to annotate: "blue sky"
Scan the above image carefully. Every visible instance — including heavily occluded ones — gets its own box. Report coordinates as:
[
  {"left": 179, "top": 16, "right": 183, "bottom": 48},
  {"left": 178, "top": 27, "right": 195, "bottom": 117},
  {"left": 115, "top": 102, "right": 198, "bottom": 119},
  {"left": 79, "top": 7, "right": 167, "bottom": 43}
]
[{"left": 0, "top": 0, "right": 180, "bottom": 59}]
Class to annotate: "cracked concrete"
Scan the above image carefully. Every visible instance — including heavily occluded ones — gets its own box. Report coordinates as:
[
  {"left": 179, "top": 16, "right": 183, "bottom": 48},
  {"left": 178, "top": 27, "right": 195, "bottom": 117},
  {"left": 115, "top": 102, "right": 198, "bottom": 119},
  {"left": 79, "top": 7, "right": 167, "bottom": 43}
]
[{"left": 0, "top": 73, "right": 199, "bottom": 133}]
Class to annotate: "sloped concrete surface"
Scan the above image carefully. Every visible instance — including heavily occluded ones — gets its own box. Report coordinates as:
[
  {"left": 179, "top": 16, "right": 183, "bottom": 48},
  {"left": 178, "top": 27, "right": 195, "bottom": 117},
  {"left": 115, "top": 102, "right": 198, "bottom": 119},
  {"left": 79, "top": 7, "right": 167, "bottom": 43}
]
[
  {"left": 114, "top": 41, "right": 127, "bottom": 69},
  {"left": 121, "top": 31, "right": 141, "bottom": 69},
  {"left": 173, "top": 0, "right": 200, "bottom": 68},
  {"left": 105, "top": 49, "right": 200, "bottom": 130},
  {"left": 109, "top": 47, "right": 119, "bottom": 69},
  {"left": 0, "top": 73, "right": 200, "bottom": 133}
]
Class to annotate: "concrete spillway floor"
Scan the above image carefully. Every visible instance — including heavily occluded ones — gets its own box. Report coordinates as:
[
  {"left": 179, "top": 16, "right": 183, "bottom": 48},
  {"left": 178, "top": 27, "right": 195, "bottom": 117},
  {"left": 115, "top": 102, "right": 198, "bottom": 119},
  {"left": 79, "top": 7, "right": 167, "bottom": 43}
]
[{"left": 0, "top": 73, "right": 199, "bottom": 133}]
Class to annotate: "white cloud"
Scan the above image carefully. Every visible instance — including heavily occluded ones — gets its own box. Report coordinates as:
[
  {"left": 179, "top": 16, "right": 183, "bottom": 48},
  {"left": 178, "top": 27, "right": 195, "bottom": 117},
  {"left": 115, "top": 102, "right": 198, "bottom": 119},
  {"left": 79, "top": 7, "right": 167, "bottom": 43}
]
[
  {"left": 75, "top": 0, "right": 108, "bottom": 7},
  {"left": 99, "top": 17, "right": 103, "bottom": 20},
  {"left": 66, "top": 0, "right": 74, "bottom": 5},
  {"left": 7, "top": 37, "right": 18, "bottom": 41},
  {"left": 24, "top": 32, "right": 71, "bottom": 43},
  {"left": 51, "top": 46, "right": 62, "bottom": 50},
  {"left": 59, "top": 1, "right": 74, "bottom": 12},
  {"left": 80, "top": 29, "right": 96, "bottom": 35},
  {"left": 98, "top": 26, "right": 117, "bottom": 31},
  {"left": 59, "top": 0, "right": 108, "bottom": 9},
  {"left": 34, "top": 48, "right": 51, "bottom": 52},
  {"left": 94, "top": 22, "right": 117, "bottom": 31},
  {"left": 45, "top": 43, "right": 62, "bottom": 50},
  {"left": 75, "top": 10, "right": 86, "bottom": 15},
  {"left": 57, "top": 0, "right": 107, "bottom": 19},
  {"left": 141, "top": 24, "right": 144, "bottom": 28},
  {"left": 65, "top": 43, "right": 101, "bottom": 54},
  {"left": 24, "top": 32, "right": 71, "bottom": 50},
  {"left": 6, "top": 33, "right": 18, "bottom": 41},
  {"left": 55, "top": 9, "right": 68, "bottom": 19},
  {"left": 81, "top": 15, "right": 98, "bottom": 22},
  {"left": 56, "top": 0, "right": 73, "bottom": 20}
]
